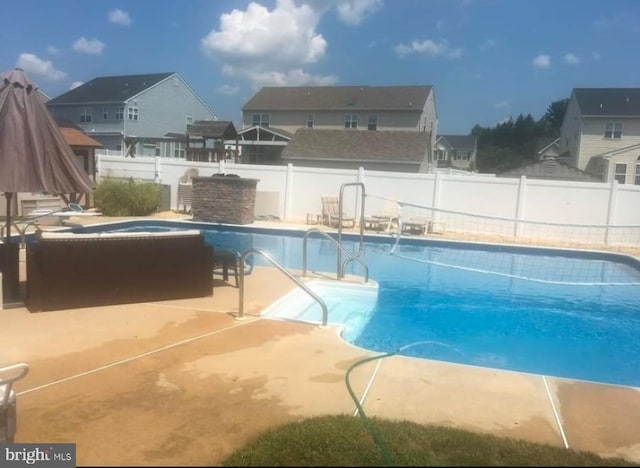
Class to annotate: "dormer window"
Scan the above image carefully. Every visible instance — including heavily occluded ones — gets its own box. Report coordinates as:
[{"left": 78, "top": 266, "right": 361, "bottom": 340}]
[{"left": 604, "top": 121, "right": 622, "bottom": 139}]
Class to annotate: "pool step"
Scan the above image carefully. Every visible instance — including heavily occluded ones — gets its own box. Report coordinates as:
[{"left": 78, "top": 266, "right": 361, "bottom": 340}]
[{"left": 261, "top": 279, "right": 379, "bottom": 331}]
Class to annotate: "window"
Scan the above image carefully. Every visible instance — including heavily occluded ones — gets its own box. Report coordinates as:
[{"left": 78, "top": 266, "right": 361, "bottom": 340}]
[
  {"left": 367, "top": 114, "right": 378, "bottom": 131},
  {"left": 614, "top": 163, "right": 627, "bottom": 184},
  {"left": 435, "top": 149, "right": 446, "bottom": 161},
  {"left": 128, "top": 106, "right": 139, "bottom": 121},
  {"left": 102, "top": 107, "right": 108, "bottom": 120},
  {"left": 344, "top": 114, "right": 358, "bottom": 129},
  {"left": 186, "top": 115, "right": 193, "bottom": 126},
  {"left": 79, "top": 107, "right": 92, "bottom": 123},
  {"left": 174, "top": 142, "right": 185, "bottom": 158},
  {"left": 252, "top": 113, "right": 270, "bottom": 127},
  {"left": 155, "top": 143, "right": 161, "bottom": 157},
  {"left": 454, "top": 151, "right": 469, "bottom": 161},
  {"left": 306, "top": 114, "right": 314, "bottom": 128},
  {"left": 115, "top": 106, "right": 124, "bottom": 120},
  {"left": 605, "top": 121, "right": 622, "bottom": 139},
  {"left": 635, "top": 164, "right": 640, "bottom": 185}
]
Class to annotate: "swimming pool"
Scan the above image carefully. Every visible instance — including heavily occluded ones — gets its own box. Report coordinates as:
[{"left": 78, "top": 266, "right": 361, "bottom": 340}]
[{"left": 73, "top": 220, "right": 640, "bottom": 387}]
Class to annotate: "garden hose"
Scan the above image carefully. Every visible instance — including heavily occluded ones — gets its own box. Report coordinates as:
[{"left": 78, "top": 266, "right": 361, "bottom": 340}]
[
  {"left": 345, "top": 341, "right": 462, "bottom": 467},
  {"left": 345, "top": 351, "right": 397, "bottom": 467}
]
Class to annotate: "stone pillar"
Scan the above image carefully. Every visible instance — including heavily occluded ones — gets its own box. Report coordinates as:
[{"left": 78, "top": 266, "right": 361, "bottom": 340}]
[{"left": 192, "top": 176, "right": 260, "bottom": 225}]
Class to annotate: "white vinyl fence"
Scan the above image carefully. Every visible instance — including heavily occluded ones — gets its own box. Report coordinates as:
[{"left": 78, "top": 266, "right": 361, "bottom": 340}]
[{"left": 95, "top": 154, "right": 640, "bottom": 247}]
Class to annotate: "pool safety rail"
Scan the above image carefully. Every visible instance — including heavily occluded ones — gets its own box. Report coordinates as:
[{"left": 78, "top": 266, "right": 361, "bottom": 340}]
[
  {"left": 237, "top": 248, "right": 329, "bottom": 326},
  {"left": 302, "top": 228, "right": 369, "bottom": 282},
  {"left": 337, "top": 182, "right": 366, "bottom": 278}
]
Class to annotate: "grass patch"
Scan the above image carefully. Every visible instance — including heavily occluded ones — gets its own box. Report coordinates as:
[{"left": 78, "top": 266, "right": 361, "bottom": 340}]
[{"left": 223, "top": 415, "right": 636, "bottom": 466}]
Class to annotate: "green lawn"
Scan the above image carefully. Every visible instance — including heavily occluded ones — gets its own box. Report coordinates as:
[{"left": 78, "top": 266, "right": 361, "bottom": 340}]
[{"left": 223, "top": 415, "right": 636, "bottom": 467}]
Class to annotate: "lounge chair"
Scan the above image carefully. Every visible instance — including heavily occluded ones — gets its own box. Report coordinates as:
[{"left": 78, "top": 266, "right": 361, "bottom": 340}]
[
  {"left": 364, "top": 200, "right": 399, "bottom": 232},
  {"left": 25, "top": 203, "right": 102, "bottom": 226},
  {"left": 177, "top": 168, "right": 199, "bottom": 213},
  {"left": 0, "top": 363, "right": 29, "bottom": 443},
  {"left": 401, "top": 216, "right": 430, "bottom": 235},
  {"left": 321, "top": 195, "right": 356, "bottom": 228}
]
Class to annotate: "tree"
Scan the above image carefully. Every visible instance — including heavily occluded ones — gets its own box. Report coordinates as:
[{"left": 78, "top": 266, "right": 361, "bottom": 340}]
[{"left": 539, "top": 98, "right": 569, "bottom": 137}]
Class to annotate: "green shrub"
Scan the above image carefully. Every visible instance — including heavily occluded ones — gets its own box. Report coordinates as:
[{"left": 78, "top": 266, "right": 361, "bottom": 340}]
[{"left": 94, "top": 179, "right": 161, "bottom": 216}]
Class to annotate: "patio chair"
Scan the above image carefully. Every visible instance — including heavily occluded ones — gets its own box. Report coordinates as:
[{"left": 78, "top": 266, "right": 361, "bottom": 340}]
[
  {"left": 177, "top": 168, "right": 199, "bottom": 213},
  {"left": 1, "top": 363, "right": 29, "bottom": 443},
  {"left": 401, "top": 216, "right": 430, "bottom": 235},
  {"left": 363, "top": 200, "right": 399, "bottom": 232},
  {"left": 321, "top": 195, "right": 356, "bottom": 229}
]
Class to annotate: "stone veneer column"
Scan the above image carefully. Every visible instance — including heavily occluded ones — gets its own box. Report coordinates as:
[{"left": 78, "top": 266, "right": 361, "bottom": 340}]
[{"left": 192, "top": 176, "right": 260, "bottom": 225}]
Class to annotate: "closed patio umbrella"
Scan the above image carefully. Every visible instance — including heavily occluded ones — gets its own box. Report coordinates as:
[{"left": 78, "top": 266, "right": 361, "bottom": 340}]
[{"left": 0, "top": 68, "right": 92, "bottom": 301}]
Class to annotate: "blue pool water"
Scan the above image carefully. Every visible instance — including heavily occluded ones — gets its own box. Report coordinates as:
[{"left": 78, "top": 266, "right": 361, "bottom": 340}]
[{"left": 76, "top": 221, "right": 640, "bottom": 387}]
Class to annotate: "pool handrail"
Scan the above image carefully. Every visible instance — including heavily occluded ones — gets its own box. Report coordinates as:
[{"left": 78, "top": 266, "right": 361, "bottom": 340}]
[
  {"left": 302, "top": 228, "right": 369, "bottom": 283},
  {"left": 338, "top": 182, "right": 366, "bottom": 278},
  {"left": 238, "top": 248, "right": 329, "bottom": 327}
]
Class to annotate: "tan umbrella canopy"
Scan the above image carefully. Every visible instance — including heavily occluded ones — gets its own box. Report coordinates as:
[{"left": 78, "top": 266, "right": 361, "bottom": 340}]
[{"left": 0, "top": 68, "right": 92, "bottom": 300}]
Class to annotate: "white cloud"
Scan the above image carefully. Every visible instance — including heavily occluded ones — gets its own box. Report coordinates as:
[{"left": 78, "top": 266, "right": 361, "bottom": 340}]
[
  {"left": 108, "top": 9, "right": 132, "bottom": 26},
  {"left": 70, "top": 81, "right": 84, "bottom": 90},
  {"left": 216, "top": 84, "right": 240, "bottom": 96},
  {"left": 201, "top": 0, "right": 335, "bottom": 87},
  {"left": 480, "top": 39, "right": 497, "bottom": 51},
  {"left": 16, "top": 53, "right": 66, "bottom": 81},
  {"left": 493, "top": 99, "right": 511, "bottom": 109},
  {"left": 336, "top": 0, "right": 382, "bottom": 25},
  {"left": 46, "top": 45, "right": 59, "bottom": 55},
  {"left": 72, "top": 37, "right": 105, "bottom": 55},
  {"left": 592, "top": 52, "right": 602, "bottom": 60},
  {"left": 564, "top": 53, "right": 580, "bottom": 65},
  {"left": 532, "top": 54, "right": 551, "bottom": 69},
  {"left": 395, "top": 39, "right": 463, "bottom": 59}
]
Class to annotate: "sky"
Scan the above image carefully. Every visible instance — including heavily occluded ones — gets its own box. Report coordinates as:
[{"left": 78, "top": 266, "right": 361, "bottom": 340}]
[{"left": 1, "top": 0, "right": 639, "bottom": 135}]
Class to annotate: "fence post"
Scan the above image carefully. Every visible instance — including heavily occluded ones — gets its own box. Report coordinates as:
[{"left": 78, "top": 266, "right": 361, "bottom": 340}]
[
  {"left": 431, "top": 171, "right": 442, "bottom": 222},
  {"left": 218, "top": 159, "right": 226, "bottom": 174},
  {"left": 514, "top": 175, "right": 527, "bottom": 238},
  {"left": 284, "top": 163, "right": 294, "bottom": 221},
  {"left": 95, "top": 152, "right": 101, "bottom": 180},
  {"left": 154, "top": 157, "right": 162, "bottom": 183},
  {"left": 356, "top": 167, "right": 365, "bottom": 220},
  {"left": 605, "top": 179, "right": 618, "bottom": 245}
]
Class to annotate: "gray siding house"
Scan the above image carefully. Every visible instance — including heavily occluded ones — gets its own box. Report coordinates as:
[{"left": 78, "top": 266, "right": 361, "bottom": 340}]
[
  {"left": 239, "top": 85, "right": 437, "bottom": 168},
  {"left": 46, "top": 72, "right": 217, "bottom": 156},
  {"left": 434, "top": 134, "right": 477, "bottom": 171},
  {"left": 559, "top": 88, "right": 640, "bottom": 184}
]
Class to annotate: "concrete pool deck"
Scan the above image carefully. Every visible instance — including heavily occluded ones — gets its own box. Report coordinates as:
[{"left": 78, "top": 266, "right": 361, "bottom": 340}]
[{"left": 1, "top": 213, "right": 639, "bottom": 465}]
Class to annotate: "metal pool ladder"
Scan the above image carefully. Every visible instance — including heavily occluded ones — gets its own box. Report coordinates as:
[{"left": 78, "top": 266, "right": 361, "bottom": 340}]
[
  {"left": 302, "top": 228, "right": 369, "bottom": 282},
  {"left": 237, "top": 248, "right": 329, "bottom": 327}
]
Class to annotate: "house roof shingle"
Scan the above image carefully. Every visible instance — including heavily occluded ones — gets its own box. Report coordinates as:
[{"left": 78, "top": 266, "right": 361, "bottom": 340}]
[
  {"left": 497, "top": 159, "right": 600, "bottom": 182},
  {"left": 573, "top": 88, "right": 640, "bottom": 116},
  {"left": 437, "top": 134, "right": 476, "bottom": 149},
  {"left": 47, "top": 72, "right": 175, "bottom": 105},
  {"left": 243, "top": 85, "right": 433, "bottom": 111},
  {"left": 281, "top": 128, "right": 430, "bottom": 162},
  {"left": 187, "top": 120, "right": 237, "bottom": 139}
]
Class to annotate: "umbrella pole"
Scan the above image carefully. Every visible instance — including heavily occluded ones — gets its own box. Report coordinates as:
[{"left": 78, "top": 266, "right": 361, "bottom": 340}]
[{"left": 3, "top": 193, "right": 13, "bottom": 301}]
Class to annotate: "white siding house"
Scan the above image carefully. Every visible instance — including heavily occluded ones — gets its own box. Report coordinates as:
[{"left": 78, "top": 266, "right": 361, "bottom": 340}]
[{"left": 559, "top": 88, "right": 640, "bottom": 184}]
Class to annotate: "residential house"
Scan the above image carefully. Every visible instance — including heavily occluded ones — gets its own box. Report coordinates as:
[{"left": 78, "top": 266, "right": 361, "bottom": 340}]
[
  {"left": 239, "top": 85, "right": 437, "bottom": 167},
  {"left": 559, "top": 88, "right": 640, "bottom": 184},
  {"left": 46, "top": 72, "right": 217, "bottom": 157},
  {"left": 280, "top": 128, "right": 431, "bottom": 172},
  {"left": 434, "top": 134, "right": 477, "bottom": 171}
]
